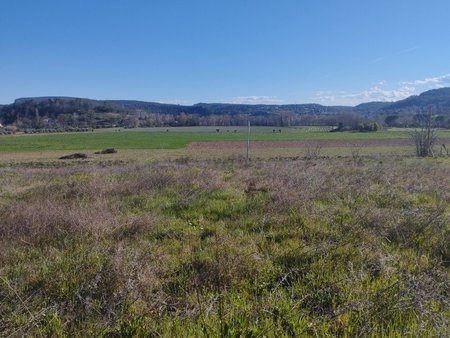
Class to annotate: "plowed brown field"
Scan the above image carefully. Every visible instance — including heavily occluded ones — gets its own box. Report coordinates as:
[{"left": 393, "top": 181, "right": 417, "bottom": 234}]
[{"left": 187, "top": 138, "right": 431, "bottom": 150}]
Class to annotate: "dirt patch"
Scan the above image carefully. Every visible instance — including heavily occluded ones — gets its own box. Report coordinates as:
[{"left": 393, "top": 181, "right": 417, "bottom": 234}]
[
  {"left": 95, "top": 148, "right": 118, "bottom": 154},
  {"left": 59, "top": 153, "right": 88, "bottom": 160},
  {"left": 186, "top": 139, "right": 424, "bottom": 150}
]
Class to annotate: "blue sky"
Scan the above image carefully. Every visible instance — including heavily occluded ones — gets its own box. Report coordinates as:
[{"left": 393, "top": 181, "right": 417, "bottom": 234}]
[{"left": 1, "top": 0, "right": 449, "bottom": 105}]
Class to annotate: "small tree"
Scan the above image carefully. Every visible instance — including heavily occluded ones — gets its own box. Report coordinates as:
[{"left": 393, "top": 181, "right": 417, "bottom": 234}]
[{"left": 410, "top": 109, "right": 437, "bottom": 157}]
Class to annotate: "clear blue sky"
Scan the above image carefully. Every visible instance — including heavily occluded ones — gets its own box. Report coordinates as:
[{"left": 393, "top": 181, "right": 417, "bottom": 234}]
[{"left": 1, "top": 0, "right": 449, "bottom": 105}]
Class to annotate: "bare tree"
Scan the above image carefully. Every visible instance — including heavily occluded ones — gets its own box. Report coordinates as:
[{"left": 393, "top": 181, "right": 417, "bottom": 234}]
[
  {"left": 350, "top": 144, "right": 363, "bottom": 165},
  {"left": 410, "top": 109, "right": 437, "bottom": 157},
  {"left": 439, "top": 143, "right": 449, "bottom": 157},
  {"left": 305, "top": 144, "right": 322, "bottom": 160}
]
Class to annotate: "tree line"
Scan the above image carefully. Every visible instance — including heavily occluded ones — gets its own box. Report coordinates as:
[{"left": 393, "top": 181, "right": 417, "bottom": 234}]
[{"left": 1, "top": 97, "right": 449, "bottom": 131}]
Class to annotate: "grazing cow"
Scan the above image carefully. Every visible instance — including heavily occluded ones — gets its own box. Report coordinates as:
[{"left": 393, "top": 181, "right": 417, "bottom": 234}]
[{"left": 216, "top": 129, "right": 220, "bottom": 133}]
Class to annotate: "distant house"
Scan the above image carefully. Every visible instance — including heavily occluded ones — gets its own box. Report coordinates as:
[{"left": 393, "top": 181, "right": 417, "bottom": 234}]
[{"left": 42, "top": 118, "right": 55, "bottom": 126}]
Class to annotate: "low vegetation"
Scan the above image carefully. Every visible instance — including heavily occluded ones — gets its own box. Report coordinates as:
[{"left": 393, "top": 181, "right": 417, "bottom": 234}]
[{"left": 1, "top": 156, "right": 449, "bottom": 336}]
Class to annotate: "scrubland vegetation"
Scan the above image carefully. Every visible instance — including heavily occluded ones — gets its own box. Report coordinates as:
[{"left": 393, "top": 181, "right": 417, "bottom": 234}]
[{"left": 1, "top": 155, "right": 449, "bottom": 337}]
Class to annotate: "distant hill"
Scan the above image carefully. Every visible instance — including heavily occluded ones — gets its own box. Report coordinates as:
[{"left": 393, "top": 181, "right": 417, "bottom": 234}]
[
  {"left": 363, "top": 88, "right": 450, "bottom": 127},
  {"left": 10, "top": 97, "right": 350, "bottom": 116},
  {"left": 1, "top": 88, "right": 449, "bottom": 129},
  {"left": 193, "top": 103, "right": 353, "bottom": 116},
  {"left": 0, "top": 96, "right": 356, "bottom": 128},
  {"left": 378, "top": 88, "right": 450, "bottom": 114},
  {"left": 354, "top": 101, "right": 392, "bottom": 114}
]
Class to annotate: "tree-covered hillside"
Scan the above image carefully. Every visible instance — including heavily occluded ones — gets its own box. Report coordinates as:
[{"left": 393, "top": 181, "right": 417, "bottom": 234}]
[{"left": 1, "top": 88, "right": 450, "bottom": 129}]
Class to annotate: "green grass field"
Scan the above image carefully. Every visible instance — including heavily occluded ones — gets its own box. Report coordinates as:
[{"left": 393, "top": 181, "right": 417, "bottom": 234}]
[{"left": 1, "top": 127, "right": 450, "bottom": 153}]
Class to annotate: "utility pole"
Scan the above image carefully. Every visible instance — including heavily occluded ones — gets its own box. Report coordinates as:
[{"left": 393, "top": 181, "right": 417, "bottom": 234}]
[{"left": 246, "top": 120, "right": 250, "bottom": 162}]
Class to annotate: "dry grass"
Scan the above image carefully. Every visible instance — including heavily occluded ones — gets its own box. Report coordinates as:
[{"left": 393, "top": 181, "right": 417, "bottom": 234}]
[{"left": 0, "top": 156, "right": 449, "bottom": 336}]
